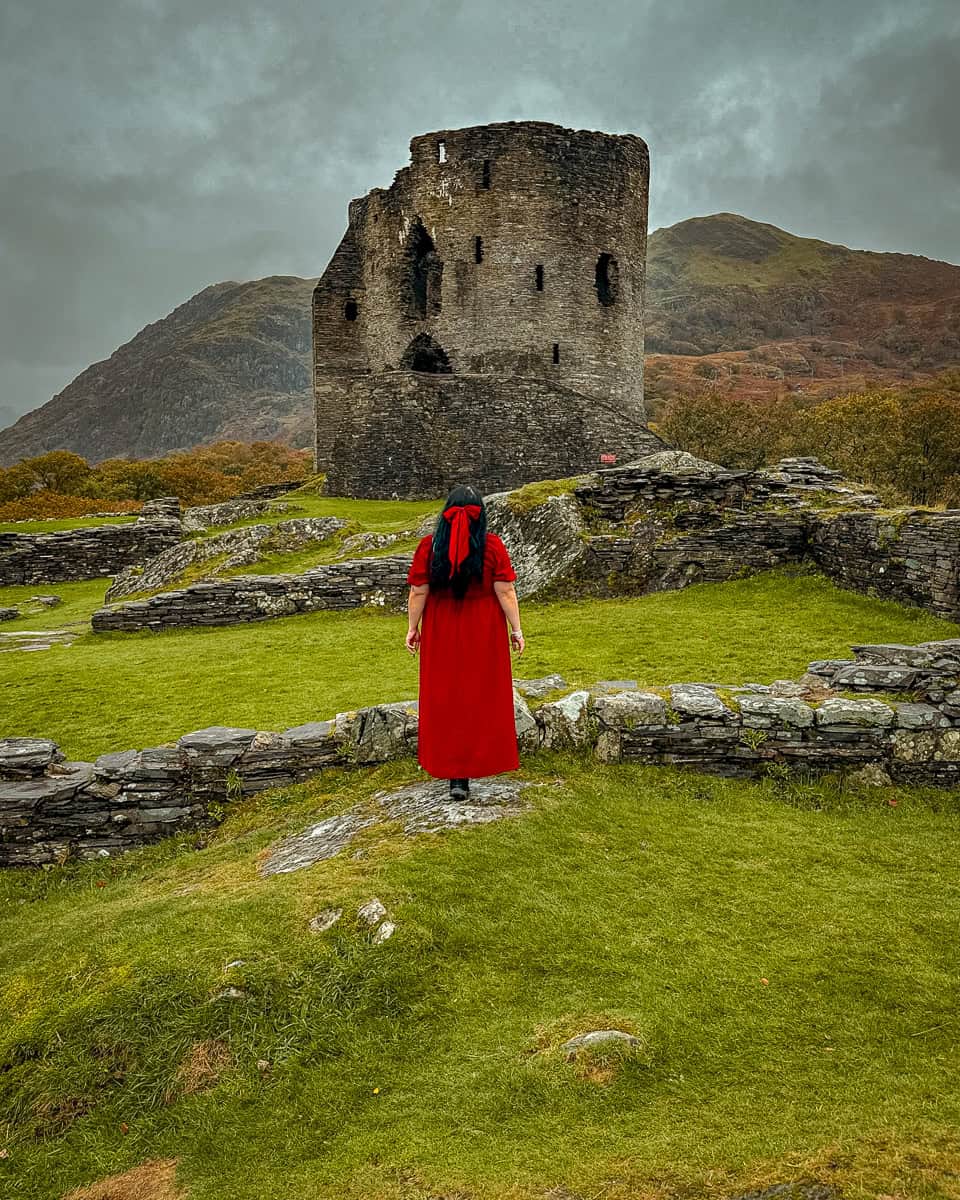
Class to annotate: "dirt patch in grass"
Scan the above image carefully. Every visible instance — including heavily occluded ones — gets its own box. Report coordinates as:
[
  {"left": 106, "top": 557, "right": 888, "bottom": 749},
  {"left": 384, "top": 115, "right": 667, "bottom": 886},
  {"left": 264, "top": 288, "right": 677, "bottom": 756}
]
[
  {"left": 62, "top": 1158, "right": 187, "bottom": 1200},
  {"left": 163, "top": 1038, "right": 233, "bottom": 1103}
]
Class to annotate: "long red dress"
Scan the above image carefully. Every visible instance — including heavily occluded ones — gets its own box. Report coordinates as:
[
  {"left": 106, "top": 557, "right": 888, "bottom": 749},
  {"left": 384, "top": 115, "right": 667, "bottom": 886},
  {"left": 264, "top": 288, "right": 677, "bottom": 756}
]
[{"left": 406, "top": 531, "right": 521, "bottom": 779}]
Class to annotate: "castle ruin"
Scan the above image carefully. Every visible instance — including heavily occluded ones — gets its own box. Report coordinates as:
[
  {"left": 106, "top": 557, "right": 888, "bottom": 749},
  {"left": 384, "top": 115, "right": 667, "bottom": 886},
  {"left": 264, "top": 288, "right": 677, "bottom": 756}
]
[{"left": 312, "top": 120, "right": 662, "bottom": 498}]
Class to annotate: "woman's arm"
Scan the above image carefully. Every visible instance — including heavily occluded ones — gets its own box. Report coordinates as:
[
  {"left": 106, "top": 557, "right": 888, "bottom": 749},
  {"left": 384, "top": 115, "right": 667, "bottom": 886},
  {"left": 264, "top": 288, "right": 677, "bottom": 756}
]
[
  {"left": 407, "top": 584, "right": 429, "bottom": 652},
  {"left": 494, "top": 580, "right": 525, "bottom": 657}
]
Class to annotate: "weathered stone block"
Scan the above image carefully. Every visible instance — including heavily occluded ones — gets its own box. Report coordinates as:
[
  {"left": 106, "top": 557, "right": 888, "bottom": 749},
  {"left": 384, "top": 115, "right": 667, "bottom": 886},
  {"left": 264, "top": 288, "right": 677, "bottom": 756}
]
[
  {"left": 669, "top": 685, "right": 731, "bottom": 720},
  {"left": 538, "top": 690, "right": 594, "bottom": 749},
  {"left": 739, "top": 695, "right": 815, "bottom": 728},
  {"left": 814, "top": 698, "right": 896, "bottom": 728},
  {"left": 0, "top": 737, "right": 64, "bottom": 778}
]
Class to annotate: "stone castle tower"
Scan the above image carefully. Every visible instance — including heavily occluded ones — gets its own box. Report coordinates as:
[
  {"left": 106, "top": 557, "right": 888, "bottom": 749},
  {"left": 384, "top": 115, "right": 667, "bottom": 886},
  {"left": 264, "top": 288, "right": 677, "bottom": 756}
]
[{"left": 312, "top": 120, "right": 662, "bottom": 498}]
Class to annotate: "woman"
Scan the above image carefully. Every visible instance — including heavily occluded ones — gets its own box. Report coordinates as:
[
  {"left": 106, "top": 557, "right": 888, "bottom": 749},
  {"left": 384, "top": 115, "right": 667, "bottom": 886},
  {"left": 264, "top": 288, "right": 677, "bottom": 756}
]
[{"left": 405, "top": 484, "right": 525, "bottom": 799}]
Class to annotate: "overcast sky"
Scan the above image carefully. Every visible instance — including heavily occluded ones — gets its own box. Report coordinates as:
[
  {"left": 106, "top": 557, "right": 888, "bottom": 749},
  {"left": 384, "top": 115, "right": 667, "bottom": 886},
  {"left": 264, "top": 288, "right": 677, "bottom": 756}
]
[{"left": 1, "top": 0, "right": 958, "bottom": 423}]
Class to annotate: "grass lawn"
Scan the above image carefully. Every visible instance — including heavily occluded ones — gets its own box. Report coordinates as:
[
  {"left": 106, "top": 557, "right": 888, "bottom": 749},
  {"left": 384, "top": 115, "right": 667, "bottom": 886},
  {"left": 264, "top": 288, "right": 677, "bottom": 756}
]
[
  {"left": 1, "top": 752, "right": 959, "bottom": 1198},
  {"left": 1, "top": 568, "right": 956, "bottom": 761},
  {"left": 197, "top": 492, "right": 441, "bottom": 535},
  {"left": 0, "top": 515, "right": 139, "bottom": 534}
]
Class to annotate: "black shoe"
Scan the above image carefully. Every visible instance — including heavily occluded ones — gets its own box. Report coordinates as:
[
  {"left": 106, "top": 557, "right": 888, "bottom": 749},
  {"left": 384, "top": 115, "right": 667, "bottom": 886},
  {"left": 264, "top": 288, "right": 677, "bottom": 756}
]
[{"left": 449, "top": 777, "right": 469, "bottom": 799}]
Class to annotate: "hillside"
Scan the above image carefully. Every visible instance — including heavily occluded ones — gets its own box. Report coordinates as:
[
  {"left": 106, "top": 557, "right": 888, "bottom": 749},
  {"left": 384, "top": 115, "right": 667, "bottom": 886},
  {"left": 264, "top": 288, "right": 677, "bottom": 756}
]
[
  {"left": 645, "top": 213, "right": 960, "bottom": 405},
  {"left": 2, "top": 215, "right": 960, "bottom": 465},
  {"left": 0, "top": 276, "right": 316, "bottom": 466},
  {"left": 6, "top": 752, "right": 960, "bottom": 1200}
]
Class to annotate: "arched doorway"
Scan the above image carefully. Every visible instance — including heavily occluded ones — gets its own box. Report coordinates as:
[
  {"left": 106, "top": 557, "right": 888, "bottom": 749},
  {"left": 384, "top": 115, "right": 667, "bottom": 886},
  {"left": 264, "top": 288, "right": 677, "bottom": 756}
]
[{"left": 401, "top": 333, "right": 452, "bottom": 373}]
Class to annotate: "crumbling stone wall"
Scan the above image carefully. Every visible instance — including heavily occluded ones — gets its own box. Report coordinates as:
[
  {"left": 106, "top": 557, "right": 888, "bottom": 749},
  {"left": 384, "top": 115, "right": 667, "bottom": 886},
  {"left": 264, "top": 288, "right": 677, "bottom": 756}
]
[
  {"left": 4, "top": 638, "right": 959, "bottom": 867},
  {"left": 90, "top": 457, "right": 960, "bottom": 632},
  {"left": 0, "top": 498, "right": 183, "bottom": 585},
  {"left": 92, "top": 555, "right": 412, "bottom": 632},
  {"left": 810, "top": 511, "right": 960, "bottom": 620},
  {"left": 313, "top": 120, "right": 657, "bottom": 498}
]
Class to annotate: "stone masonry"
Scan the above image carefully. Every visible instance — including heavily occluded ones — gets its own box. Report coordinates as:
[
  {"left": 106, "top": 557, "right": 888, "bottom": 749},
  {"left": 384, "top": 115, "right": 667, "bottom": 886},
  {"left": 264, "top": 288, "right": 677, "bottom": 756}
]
[
  {"left": 0, "top": 497, "right": 183, "bottom": 586},
  {"left": 93, "top": 455, "right": 960, "bottom": 634},
  {"left": 313, "top": 121, "right": 662, "bottom": 497},
  {"left": 3, "top": 638, "right": 960, "bottom": 867}
]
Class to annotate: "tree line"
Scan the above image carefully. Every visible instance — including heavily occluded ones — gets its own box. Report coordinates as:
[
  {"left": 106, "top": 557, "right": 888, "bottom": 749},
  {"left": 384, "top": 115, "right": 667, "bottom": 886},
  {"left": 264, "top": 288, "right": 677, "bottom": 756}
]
[
  {"left": 650, "top": 370, "right": 960, "bottom": 507},
  {"left": 0, "top": 441, "right": 312, "bottom": 520}
]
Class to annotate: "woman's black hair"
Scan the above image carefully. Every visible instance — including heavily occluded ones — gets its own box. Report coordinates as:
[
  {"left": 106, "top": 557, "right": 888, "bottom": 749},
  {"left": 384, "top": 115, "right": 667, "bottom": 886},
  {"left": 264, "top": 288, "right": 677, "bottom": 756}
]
[{"left": 428, "top": 483, "right": 487, "bottom": 599}]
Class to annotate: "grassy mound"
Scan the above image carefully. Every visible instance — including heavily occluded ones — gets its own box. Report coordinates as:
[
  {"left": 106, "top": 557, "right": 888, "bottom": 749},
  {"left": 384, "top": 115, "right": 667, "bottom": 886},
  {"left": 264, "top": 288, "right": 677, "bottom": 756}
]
[{"left": 2, "top": 752, "right": 959, "bottom": 1198}]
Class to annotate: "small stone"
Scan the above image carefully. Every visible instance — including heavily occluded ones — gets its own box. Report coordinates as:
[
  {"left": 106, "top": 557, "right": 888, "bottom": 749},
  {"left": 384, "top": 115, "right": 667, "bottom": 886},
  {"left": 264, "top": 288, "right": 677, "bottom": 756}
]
[
  {"left": 308, "top": 908, "right": 343, "bottom": 933},
  {"left": 561, "top": 1029, "right": 641, "bottom": 1058},
  {"left": 513, "top": 674, "right": 568, "bottom": 699},
  {"left": 513, "top": 690, "right": 541, "bottom": 751},
  {"left": 223, "top": 959, "right": 246, "bottom": 970},
  {"left": 846, "top": 763, "right": 893, "bottom": 788},
  {"left": 591, "top": 679, "right": 639, "bottom": 693},
  {"left": 372, "top": 920, "right": 396, "bottom": 944},
  {"left": 767, "top": 680, "right": 808, "bottom": 698},
  {"left": 833, "top": 663, "right": 919, "bottom": 691},
  {"left": 538, "top": 690, "right": 593, "bottom": 749},
  {"left": 358, "top": 897, "right": 387, "bottom": 926},
  {"left": 592, "top": 690, "right": 668, "bottom": 727},
  {"left": 739, "top": 695, "right": 814, "bottom": 728},
  {"left": 210, "top": 986, "right": 247, "bottom": 1001}
]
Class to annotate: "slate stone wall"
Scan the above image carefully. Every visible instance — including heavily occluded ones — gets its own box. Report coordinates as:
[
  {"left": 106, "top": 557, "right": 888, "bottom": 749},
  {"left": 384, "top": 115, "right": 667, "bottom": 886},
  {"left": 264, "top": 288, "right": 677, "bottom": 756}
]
[
  {"left": 315, "top": 373, "right": 664, "bottom": 498},
  {"left": 90, "top": 458, "right": 960, "bottom": 631},
  {"left": 810, "top": 511, "right": 960, "bottom": 620},
  {"left": 4, "top": 639, "right": 959, "bottom": 867},
  {"left": 0, "top": 498, "right": 183, "bottom": 585},
  {"left": 92, "top": 555, "right": 412, "bottom": 631},
  {"left": 313, "top": 120, "right": 652, "bottom": 498}
]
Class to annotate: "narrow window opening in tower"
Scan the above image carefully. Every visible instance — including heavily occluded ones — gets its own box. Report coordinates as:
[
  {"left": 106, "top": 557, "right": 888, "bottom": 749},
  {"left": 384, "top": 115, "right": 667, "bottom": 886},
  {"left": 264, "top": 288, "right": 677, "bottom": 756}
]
[
  {"left": 481, "top": 159, "right": 491, "bottom": 188},
  {"left": 344, "top": 299, "right": 359, "bottom": 321},
  {"left": 552, "top": 343, "right": 560, "bottom": 364},
  {"left": 438, "top": 139, "right": 446, "bottom": 163},
  {"left": 403, "top": 220, "right": 442, "bottom": 319},
  {"left": 474, "top": 236, "right": 484, "bottom": 263},
  {"left": 401, "top": 333, "right": 452, "bottom": 374},
  {"left": 595, "top": 252, "right": 620, "bottom": 306},
  {"left": 535, "top": 264, "right": 544, "bottom": 291}
]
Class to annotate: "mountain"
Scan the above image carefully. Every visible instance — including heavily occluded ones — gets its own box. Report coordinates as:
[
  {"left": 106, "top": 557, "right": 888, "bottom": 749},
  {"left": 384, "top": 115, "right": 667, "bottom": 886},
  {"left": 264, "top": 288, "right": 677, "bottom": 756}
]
[
  {"left": 0, "top": 276, "right": 316, "bottom": 467},
  {"left": 644, "top": 213, "right": 960, "bottom": 405},
  {"left": 2, "top": 215, "right": 959, "bottom": 466}
]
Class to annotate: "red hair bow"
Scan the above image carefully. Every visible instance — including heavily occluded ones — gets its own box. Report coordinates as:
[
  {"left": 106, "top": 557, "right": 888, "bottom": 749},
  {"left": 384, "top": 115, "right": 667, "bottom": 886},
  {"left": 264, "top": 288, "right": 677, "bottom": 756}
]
[{"left": 442, "top": 503, "right": 481, "bottom": 578}]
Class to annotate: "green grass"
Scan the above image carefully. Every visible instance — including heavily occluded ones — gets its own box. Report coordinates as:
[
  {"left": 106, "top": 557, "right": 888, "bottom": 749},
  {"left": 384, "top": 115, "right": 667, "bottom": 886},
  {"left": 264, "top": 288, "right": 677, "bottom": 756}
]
[
  {"left": 0, "top": 515, "right": 138, "bottom": 534},
  {"left": 205, "top": 493, "right": 440, "bottom": 535},
  {"left": 0, "top": 569, "right": 955, "bottom": 762},
  {"left": 0, "top": 578, "right": 110, "bottom": 632},
  {"left": 2, "top": 752, "right": 959, "bottom": 1198}
]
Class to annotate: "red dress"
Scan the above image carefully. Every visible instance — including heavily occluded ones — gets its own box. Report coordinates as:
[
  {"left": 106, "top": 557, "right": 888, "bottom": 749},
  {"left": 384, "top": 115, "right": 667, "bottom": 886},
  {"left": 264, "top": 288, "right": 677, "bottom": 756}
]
[{"left": 406, "top": 531, "right": 521, "bottom": 779}]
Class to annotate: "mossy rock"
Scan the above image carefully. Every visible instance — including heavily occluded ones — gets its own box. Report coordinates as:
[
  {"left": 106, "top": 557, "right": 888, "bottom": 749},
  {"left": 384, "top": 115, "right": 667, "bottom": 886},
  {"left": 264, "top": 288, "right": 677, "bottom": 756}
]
[{"left": 504, "top": 474, "right": 594, "bottom": 515}]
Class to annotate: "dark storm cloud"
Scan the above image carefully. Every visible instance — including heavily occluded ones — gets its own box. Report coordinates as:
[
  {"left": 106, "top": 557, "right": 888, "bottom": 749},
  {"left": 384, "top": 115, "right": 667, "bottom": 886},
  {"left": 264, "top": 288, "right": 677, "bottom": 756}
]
[{"left": 1, "top": 0, "right": 958, "bottom": 422}]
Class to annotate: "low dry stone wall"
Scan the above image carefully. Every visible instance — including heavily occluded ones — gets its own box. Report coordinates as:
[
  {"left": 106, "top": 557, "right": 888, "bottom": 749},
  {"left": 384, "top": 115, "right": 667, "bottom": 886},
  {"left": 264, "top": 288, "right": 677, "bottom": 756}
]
[
  {"left": 811, "top": 510, "right": 960, "bottom": 620},
  {"left": 92, "top": 555, "right": 413, "bottom": 631},
  {"left": 84, "top": 457, "right": 960, "bottom": 631},
  {"left": 0, "top": 498, "right": 183, "bottom": 586},
  {"left": 4, "top": 639, "right": 959, "bottom": 866},
  {"left": 105, "top": 516, "right": 348, "bottom": 601},
  {"left": 180, "top": 497, "right": 292, "bottom": 533}
]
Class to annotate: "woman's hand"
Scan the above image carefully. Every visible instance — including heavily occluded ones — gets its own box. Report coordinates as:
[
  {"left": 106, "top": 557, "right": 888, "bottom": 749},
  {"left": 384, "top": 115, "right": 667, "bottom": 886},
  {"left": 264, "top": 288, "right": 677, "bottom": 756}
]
[
  {"left": 510, "top": 630, "right": 525, "bottom": 655},
  {"left": 405, "top": 628, "right": 421, "bottom": 655}
]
